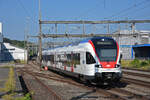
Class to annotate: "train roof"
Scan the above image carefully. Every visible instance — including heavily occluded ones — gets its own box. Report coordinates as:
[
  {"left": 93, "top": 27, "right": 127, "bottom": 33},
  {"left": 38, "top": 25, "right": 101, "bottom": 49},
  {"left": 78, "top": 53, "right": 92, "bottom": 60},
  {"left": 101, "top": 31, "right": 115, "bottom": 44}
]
[
  {"left": 42, "top": 37, "right": 114, "bottom": 52},
  {"left": 80, "top": 37, "right": 114, "bottom": 43}
]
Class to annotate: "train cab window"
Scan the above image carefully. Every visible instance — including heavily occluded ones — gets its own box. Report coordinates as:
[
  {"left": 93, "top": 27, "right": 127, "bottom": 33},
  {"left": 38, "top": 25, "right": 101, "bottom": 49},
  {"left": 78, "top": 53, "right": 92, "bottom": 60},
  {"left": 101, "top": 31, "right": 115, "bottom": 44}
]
[
  {"left": 73, "top": 53, "right": 80, "bottom": 65},
  {"left": 47, "top": 55, "right": 51, "bottom": 60},
  {"left": 86, "top": 52, "right": 96, "bottom": 64},
  {"left": 42, "top": 55, "right": 48, "bottom": 61},
  {"left": 42, "top": 55, "right": 45, "bottom": 61},
  {"left": 49, "top": 55, "right": 54, "bottom": 63}
]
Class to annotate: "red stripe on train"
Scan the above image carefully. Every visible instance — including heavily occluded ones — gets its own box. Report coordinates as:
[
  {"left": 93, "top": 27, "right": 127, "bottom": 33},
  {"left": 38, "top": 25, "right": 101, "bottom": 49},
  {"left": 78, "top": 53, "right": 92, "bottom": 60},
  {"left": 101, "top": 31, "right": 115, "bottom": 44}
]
[
  {"left": 64, "top": 66, "right": 66, "bottom": 70},
  {"left": 88, "top": 40, "right": 119, "bottom": 68},
  {"left": 71, "top": 66, "right": 74, "bottom": 72},
  {"left": 88, "top": 40, "right": 101, "bottom": 64}
]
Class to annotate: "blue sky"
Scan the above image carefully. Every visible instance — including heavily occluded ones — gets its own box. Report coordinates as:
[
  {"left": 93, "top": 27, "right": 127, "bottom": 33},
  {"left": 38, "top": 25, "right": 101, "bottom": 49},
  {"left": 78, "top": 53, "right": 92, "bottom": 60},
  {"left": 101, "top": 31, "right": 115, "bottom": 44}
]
[{"left": 0, "top": 0, "right": 150, "bottom": 40}]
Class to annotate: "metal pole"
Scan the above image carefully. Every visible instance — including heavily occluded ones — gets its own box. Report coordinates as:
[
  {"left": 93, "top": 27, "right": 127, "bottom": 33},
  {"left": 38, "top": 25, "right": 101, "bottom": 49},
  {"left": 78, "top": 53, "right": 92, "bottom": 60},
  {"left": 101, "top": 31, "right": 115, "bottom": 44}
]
[
  {"left": 26, "top": 35, "right": 29, "bottom": 64},
  {"left": 83, "top": 21, "right": 85, "bottom": 35},
  {"left": 32, "top": 43, "right": 34, "bottom": 56},
  {"left": 131, "top": 23, "right": 135, "bottom": 34},
  {"left": 65, "top": 24, "right": 68, "bottom": 34},
  {"left": 93, "top": 24, "right": 96, "bottom": 34},
  {"left": 55, "top": 24, "right": 57, "bottom": 33},
  {"left": 117, "top": 23, "right": 121, "bottom": 44},
  {"left": 24, "top": 17, "right": 29, "bottom": 64},
  {"left": 38, "top": 0, "right": 42, "bottom": 70},
  {"left": 107, "top": 24, "right": 110, "bottom": 34},
  {"left": 24, "top": 31, "right": 27, "bottom": 64}
]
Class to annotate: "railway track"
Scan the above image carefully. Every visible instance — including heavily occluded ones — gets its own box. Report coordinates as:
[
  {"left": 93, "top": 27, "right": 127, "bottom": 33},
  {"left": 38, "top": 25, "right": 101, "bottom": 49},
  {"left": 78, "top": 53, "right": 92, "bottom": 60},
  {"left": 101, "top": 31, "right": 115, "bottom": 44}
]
[
  {"left": 123, "top": 71, "right": 150, "bottom": 78},
  {"left": 122, "top": 67, "right": 150, "bottom": 73},
  {"left": 19, "top": 69, "right": 63, "bottom": 100},
  {"left": 31, "top": 69, "right": 150, "bottom": 100},
  {"left": 122, "top": 67, "right": 150, "bottom": 88},
  {"left": 17, "top": 62, "right": 150, "bottom": 100},
  {"left": 122, "top": 77, "right": 150, "bottom": 88},
  {"left": 21, "top": 68, "right": 125, "bottom": 100}
]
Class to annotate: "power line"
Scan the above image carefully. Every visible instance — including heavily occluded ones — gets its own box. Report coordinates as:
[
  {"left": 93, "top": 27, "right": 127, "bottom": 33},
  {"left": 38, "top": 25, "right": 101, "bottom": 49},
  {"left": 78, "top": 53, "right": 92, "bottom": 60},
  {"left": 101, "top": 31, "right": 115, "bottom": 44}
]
[
  {"left": 16, "top": 0, "right": 37, "bottom": 24},
  {"left": 106, "top": 0, "right": 150, "bottom": 19},
  {"left": 74, "top": 0, "right": 105, "bottom": 20},
  {"left": 121, "top": 2, "right": 150, "bottom": 19},
  {"left": 17, "top": 0, "right": 31, "bottom": 17}
]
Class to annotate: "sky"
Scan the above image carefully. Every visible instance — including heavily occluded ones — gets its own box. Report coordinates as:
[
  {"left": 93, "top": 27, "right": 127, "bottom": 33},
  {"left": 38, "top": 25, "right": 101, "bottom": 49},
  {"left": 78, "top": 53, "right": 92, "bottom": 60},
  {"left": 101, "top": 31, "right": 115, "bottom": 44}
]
[{"left": 0, "top": 0, "right": 150, "bottom": 41}]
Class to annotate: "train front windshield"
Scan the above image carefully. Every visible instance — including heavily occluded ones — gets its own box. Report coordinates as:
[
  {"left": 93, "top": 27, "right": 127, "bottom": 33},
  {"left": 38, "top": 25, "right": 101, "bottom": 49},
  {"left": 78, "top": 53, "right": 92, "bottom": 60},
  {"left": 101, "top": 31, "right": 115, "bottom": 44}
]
[{"left": 92, "top": 38, "right": 117, "bottom": 62}]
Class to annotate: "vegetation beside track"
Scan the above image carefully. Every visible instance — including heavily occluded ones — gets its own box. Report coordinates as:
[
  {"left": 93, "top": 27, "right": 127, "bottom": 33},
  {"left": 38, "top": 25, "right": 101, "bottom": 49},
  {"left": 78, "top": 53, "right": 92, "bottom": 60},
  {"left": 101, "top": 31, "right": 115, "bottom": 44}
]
[
  {"left": 0, "top": 66, "right": 31, "bottom": 100},
  {"left": 121, "top": 59, "right": 150, "bottom": 70}
]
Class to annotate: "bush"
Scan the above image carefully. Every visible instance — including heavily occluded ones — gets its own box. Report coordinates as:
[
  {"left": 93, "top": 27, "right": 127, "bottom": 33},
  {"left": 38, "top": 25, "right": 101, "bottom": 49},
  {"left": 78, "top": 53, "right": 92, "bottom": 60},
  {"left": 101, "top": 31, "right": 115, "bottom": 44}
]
[
  {"left": 130, "top": 59, "right": 140, "bottom": 68},
  {"left": 15, "top": 93, "right": 31, "bottom": 100},
  {"left": 147, "top": 60, "right": 150, "bottom": 64},
  {"left": 140, "top": 61, "right": 148, "bottom": 66},
  {"left": 14, "top": 59, "right": 21, "bottom": 63}
]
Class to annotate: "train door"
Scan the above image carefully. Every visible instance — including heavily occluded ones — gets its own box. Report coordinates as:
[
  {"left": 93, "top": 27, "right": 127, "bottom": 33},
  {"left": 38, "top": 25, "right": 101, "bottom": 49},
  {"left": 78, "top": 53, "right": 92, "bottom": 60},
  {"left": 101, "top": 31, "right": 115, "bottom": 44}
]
[
  {"left": 72, "top": 51, "right": 82, "bottom": 74},
  {"left": 80, "top": 51, "right": 86, "bottom": 75},
  {"left": 84, "top": 52, "right": 96, "bottom": 76}
]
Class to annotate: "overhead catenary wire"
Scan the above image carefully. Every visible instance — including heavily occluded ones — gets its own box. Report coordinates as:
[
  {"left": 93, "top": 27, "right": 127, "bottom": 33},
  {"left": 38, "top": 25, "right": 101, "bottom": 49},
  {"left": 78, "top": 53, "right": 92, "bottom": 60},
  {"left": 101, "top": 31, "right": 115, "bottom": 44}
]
[
  {"left": 16, "top": 0, "right": 37, "bottom": 24},
  {"left": 74, "top": 0, "right": 105, "bottom": 20},
  {"left": 106, "top": 0, "right": 150, "bottom": 20},
  {"left": 120, "top": 2, "right": 150, "bottom": 19}
]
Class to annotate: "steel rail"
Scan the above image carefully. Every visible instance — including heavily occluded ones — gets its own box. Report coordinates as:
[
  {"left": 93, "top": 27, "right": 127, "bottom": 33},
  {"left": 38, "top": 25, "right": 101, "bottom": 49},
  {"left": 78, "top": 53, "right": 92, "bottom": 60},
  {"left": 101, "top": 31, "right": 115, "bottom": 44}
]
[
  {"left": 21, "top": 70, "right": 63, "bottom": 100},
  {"left": 123, "top": 71, "right": 150, "bottom": 78},
  {"left": 110, "top": 88, "right": 150, "bottom": 100},
  {"left": 122, "top": 67, "right": 150, "bottom": 73},
  {"left": 32, "top": 70, "right": 126, "bottom": 100},
  {"left": 122, "top": 78, "right": 150, "bottom": 88}
]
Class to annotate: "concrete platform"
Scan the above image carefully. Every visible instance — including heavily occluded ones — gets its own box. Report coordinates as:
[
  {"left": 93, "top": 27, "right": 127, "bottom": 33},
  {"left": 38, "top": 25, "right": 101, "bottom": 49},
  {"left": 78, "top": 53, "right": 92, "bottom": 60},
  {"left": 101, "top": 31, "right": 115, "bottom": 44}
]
[
  {"left": 0, "top": 67, "right": 9, "bottom": 99},
  {"left": 0, "top": 66, "right": 24, "bottom": 99}
]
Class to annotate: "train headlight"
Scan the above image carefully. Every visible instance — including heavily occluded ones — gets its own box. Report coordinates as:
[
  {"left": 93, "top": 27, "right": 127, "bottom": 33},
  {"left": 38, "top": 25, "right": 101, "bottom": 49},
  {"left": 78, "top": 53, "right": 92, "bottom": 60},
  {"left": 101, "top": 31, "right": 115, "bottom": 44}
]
[
  {"left": 95, "top": 64, "right": 102, "bottom": 68},
  {"left": 115, "top": 64, "right": 120, "bottom": 68}
]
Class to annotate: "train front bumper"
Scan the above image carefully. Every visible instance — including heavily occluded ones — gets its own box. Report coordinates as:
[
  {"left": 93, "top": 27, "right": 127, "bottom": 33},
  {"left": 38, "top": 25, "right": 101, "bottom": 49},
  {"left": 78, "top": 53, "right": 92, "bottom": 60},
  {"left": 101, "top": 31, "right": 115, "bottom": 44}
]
[{"left": 95, "top": 67, "right": 122, "bottom": 81}]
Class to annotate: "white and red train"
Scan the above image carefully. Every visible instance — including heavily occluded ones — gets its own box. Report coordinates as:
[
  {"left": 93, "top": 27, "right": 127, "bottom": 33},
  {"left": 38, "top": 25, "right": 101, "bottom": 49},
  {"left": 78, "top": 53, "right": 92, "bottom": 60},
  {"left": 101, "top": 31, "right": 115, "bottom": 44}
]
[{"left": 42, "top": 37, "right": 122, "bottom": 84}]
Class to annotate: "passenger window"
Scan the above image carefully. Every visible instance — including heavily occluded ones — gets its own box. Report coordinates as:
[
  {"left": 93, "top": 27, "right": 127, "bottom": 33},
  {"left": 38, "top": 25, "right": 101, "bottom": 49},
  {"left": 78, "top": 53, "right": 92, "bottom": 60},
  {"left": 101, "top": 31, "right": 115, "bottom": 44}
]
[
  {"left": 73, "top": 53, "right": 80, "bottom": 65},
  {"left": 86, "top": 52, "right": 96, "bottom": 64}
]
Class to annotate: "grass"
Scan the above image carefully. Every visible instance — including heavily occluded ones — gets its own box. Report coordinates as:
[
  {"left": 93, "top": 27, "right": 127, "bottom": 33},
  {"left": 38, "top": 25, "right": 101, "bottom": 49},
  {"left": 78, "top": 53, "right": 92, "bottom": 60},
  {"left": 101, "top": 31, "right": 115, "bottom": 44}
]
[
  {"left": 0, "top": 66, "right": 31, "bottom": 100},
  {"left": 5, "top": 67, "right": 16, "bottom": 92},
  {"left": 121, "top": 59, "right": 150, "bottom": 70},
  {"left": 0, "top": 66, "right": 14, "bottom": 68},
  {"left": 15, "top": 93, "right": 32, "bottom": 100},
  {"left": 10, "top": 60, "right": 26, "bottom": 64},
  {"left": 0, "top": 66, "right": 15, "bottom": 92}
]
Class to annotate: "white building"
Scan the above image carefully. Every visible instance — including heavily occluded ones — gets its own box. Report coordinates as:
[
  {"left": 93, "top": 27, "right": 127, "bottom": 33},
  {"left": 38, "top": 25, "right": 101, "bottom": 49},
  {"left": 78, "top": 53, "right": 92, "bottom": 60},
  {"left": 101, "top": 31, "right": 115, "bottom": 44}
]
[
  {"left": 0, "top": 22, "right": 2, "bottom": 43},
  {"left": 0, "top": 22, "right": 27, "bottom": 62},
  {"left": 2, "top": 43, "right": 27, "bottom": 61},
  {"left": 0, "top": 22, "right": 3, "bottom": 61}
]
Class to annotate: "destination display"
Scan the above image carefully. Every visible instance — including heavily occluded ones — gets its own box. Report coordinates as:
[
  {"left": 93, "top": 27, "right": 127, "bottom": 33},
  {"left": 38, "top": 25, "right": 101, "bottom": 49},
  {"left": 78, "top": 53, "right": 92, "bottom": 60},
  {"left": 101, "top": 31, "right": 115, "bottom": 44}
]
[{"left": 96, "top": 41, "right": 112, "bottom": 45}]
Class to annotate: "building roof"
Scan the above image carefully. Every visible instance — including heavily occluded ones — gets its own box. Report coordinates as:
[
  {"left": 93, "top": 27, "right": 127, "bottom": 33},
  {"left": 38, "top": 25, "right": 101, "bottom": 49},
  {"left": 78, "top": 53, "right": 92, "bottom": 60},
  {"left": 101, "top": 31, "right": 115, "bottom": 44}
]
[
  {"left": 132, "top": 44, "right": 150, "bottom": 47},
  {"left": 120, "top": 44, "right": 150, "bottom": 48},
  {"left": 3, "top": 43, "right": 27, "bottom": 52}
]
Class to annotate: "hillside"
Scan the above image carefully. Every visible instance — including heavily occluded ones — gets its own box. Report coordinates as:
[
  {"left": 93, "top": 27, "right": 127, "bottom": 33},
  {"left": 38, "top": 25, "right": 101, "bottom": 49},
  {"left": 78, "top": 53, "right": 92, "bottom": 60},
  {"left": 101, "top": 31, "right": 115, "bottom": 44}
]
[{"left": 3, "top": 37, "right": 25, "bottom": 48}]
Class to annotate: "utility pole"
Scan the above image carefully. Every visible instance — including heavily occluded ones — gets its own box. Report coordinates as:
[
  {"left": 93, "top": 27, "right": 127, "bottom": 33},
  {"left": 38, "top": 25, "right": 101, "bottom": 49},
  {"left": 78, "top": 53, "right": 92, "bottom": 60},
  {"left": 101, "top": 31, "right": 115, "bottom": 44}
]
[
  {"left": 131, "top": 23, "right": 135, "bottom": 34},
  {"left": 26, "top": 35, "right": 29, "bottom": 64},
  {"left": 117, "top": 23, "right": 121, "bottom": 44},
  {"left": 107, "top": 24, "right": 110, "bottom": 34},
  {"left": 38, "top": 0, "right": 42, "bottom": 70},
  {"left": 55, "top": 24, "right": 57, "bottom": 33},
  {"left": 82, "top": 21, "right": 85, "bottom": 35},
  {"left": 24, "top": 17, "right": 30, "bottom": 64},
  {"left": 24, "top": 31, "right": 27, "bottom": 64}
]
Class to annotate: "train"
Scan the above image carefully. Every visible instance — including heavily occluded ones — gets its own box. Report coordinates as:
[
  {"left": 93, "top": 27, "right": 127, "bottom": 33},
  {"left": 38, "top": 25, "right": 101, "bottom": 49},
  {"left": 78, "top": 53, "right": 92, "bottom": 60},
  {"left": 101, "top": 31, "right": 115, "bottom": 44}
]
[{"left": 42, "top": 37, "right": 122, "bottom": 85}]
